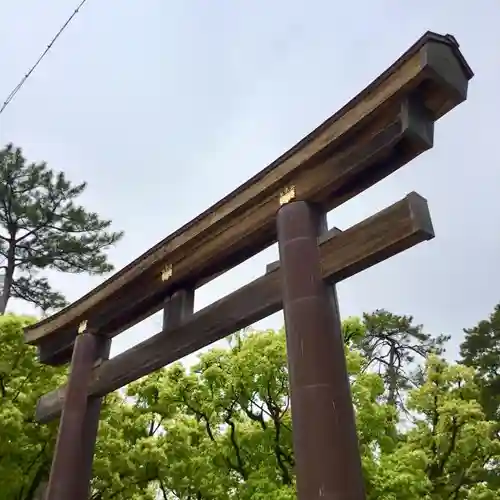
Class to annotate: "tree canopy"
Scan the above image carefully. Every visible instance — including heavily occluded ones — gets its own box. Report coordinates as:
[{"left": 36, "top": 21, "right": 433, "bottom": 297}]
[
  {"left": 0, "top": 314, "right": 64, "bottom": 499},
  {"left": 460, "top": 304, "right": 500, "bottom": 422},
  {"left": 0, "top": 144, "right": 123, "bottom": 314},
  {"left": 1, "top": 308, "right": 499, "bottom": 500}
]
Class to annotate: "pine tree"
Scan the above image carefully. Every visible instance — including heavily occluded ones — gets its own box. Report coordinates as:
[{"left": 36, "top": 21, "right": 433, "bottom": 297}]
[
  {"left": 0, "top": 144, "right": 123, "bottom": 314},
  {"left": 354, "top": 310, "right": 449, "bottom": 408},
  {"left": 460, "top": 303, "right": 500, "bottom": 421},
  {"left": 459, "top": 304, "right": 500, "bottom": 490}
]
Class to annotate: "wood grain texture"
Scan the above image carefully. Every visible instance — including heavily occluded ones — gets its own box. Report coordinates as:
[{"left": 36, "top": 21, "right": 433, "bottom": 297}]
[
  {"left": 26, "top": 31, "right": 472, "bottom": 366},
  {"left": 36, "top": 192, "right": 434, "bottom": 423}
]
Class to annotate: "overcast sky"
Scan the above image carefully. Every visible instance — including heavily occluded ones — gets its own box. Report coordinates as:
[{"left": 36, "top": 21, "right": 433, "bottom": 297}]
[{"left": 1, "top": 0, "right": 498, "bottom": 363}]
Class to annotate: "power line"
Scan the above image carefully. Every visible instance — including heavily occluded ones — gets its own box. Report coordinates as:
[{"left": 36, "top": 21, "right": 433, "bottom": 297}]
[{"left": 0, "top": 0, "right": 89, "bottom": 117}]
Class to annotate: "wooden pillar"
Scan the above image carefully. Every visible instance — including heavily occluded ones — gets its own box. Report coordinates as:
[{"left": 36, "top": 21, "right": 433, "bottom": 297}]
[
  {"left": 277, "top": 200, "right": 366, "bottom": 500},
  {"left": 74, "top": 337, "right": 111, "bottom": 500},
  {"left": 46, "top": 331, "right": 107, "bottom": 500},
  {"left": 162, "top": 289, "right": 195, "bottom": 330}
]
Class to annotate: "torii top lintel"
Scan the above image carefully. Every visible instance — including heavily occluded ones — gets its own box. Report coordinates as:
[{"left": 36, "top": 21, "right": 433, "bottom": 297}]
[{"left": 23, "top": 31, "right": 473, "bottom": 366}]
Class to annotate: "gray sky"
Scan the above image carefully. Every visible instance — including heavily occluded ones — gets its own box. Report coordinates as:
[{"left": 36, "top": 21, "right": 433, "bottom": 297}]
[{"left": 1, "top": 0, "right": 499, "bottom": 363}]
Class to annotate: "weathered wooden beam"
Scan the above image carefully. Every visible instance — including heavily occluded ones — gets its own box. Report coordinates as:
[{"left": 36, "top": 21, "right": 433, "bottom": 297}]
[
  {"left": 34, "top": 96, "right": 432, "bottom": 367},
  {"left": 36, "top": 192, "right": 434, "bottom": 423},
  {"left": 24, "top": 32, "right": 472, "bottom": 366}
]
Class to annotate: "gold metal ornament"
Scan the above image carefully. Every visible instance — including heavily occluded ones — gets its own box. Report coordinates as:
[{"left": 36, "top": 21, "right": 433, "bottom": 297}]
[
  {"left": 279, "top": 185, "right": 296, "bottom": 205},
  {"left": 161, "top": 263, "right": 173, "bottom": 282},
  {"left": 78, "top": 320, "right": 88, "bottom": 334}
]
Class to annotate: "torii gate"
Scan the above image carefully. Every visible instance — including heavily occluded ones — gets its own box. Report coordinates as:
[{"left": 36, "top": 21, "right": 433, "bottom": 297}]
[{"left": 25, "top": 31, "right": 473, "bottom": 500}]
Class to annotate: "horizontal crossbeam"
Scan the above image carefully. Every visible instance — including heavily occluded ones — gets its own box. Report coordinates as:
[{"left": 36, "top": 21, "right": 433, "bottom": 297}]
[{"left": 36, "top": 192, "right": 434, "bottom": 423}]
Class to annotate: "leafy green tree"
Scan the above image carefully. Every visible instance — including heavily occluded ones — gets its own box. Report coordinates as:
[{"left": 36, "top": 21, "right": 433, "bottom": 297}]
[
  {"left": 0, "top": 144, "right": 123, "bottom": 314},
  {"left": 460, "top": 303, "right": 500, "bottom": 421},
  {"left": 3, "top": 312, "right": 499, "bottom": 499},
  {"left": 0, "top": 314, "right": 153, "bottom": 500},
  {"left": 0, "top": 314, "right": 64, "bottom": 499},
  {"left": 459, "top": 303, "right": 500, "bottom": 491},
  {"left": 91, "top": 393, "right": 160, "bottom": 500},
  {"left": 371, "top": 356, "right": 500, "bottom": 499},
  {"left": 120, "top": 327, "right": 499, "bottom": 499},
  {"left": 122, "top": 329, "right": 298, "bottom": 499}
]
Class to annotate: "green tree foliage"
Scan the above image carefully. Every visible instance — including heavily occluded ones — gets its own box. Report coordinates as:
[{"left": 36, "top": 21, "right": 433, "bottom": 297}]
[
  {"left": 372, "top": 357, "right": 500, "bottom": 499},
  {"left": 112, "top": 327, "right": 499, "bottom": 499},
  {"left": 0, "top": 144, "right": 123, "bottom": 314},
  {"left": 91, "top": 393, "right": 160, "bottom": 499},
  {"left": 0, "top": 315, "right": 154, "bottom": 500},
  {"left": 353, "top": 310, "right": 449, "bottom": 408},
  {"left": 0, "top": 314, "right": 64, "bottom": 499},
  {"left": 459, "top": 303, "right": 500, "bottom": 490},
  {"left": 2, "top": 313, "right": 499, "bottom": 499},
  {"left": 460, "top": 304, "right": 500, "bottom": 421}
]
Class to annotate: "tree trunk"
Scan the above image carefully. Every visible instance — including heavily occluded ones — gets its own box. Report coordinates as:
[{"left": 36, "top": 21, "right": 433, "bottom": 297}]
[
  {"left": 0, "top": 237, "right": 16, "bottom": 314},
  {"left": 386, "top": 344, "right": 397, "bottom": 407}
]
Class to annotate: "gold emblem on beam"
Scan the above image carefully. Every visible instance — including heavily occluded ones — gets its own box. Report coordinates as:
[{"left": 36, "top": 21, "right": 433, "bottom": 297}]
[
  {"left": 279, "top": 185, "right": 296, "bottom": 205},
  {"left": 78, "top": 320, "right": 88, "bottom": 334},
  {"left": 161, "top": 263, "right": 173, "bottom": 282}
]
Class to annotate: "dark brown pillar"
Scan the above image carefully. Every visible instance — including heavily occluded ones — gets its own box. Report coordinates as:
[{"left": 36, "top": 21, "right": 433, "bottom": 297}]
[
  {"left": 74, "top": 336, "right": 111, "bottom": 500},
  {"left": 46, "top": 331, "right": 103, "bottom": 500},
  {"left": 162, "top": 289, "right": 195, "bottom": 330},
  {"left": 277, "top": 200, "right": 365, "bottom": 500}
]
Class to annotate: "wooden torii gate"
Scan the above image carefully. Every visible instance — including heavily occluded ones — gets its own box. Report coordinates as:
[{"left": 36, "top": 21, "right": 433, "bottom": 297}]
[{"left": 26, "top": 32, "right": 473, "bottom": 500}]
